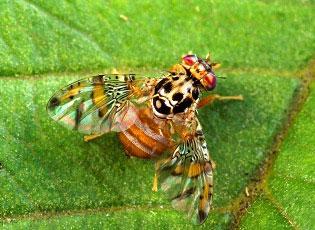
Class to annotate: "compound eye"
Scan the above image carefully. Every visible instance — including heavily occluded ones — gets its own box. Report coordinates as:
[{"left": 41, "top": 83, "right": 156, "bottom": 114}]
[
  {"left": 202, "top": 72, "right": 217, "bottom": 90},
  {"left": 182, "top": 54, "right": 198, "bottom": 66}
]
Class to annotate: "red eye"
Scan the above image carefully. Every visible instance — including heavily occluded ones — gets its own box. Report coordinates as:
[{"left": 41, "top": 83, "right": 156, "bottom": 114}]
[
  {"left": 202, "top": 73, "right": 217, "bottom": 90},
  {"left": 182, "top": 55, "right": 198, "bottom": 66}
]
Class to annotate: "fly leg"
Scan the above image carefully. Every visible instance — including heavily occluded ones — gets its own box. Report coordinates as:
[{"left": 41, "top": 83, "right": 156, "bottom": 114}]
[
  {"left": 152, "top": 171, "right": 158, "bottom": 192},
  {"left": 152, "top": 160, "right": 163, "bottom": 192},
  {"left": 83, "top": 134, "right": 103, "bottom": 142},
  {"left": 152, "top": 159, "right": 169, "bottom": 192},
  {"left": 197, "top": 94, "right": 243, "bottom": 109}
]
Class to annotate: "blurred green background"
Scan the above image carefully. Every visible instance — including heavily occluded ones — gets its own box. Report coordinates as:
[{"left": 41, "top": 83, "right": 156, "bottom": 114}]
[{"left": 0, "top": 1, "right": 314, "bottom": 229}]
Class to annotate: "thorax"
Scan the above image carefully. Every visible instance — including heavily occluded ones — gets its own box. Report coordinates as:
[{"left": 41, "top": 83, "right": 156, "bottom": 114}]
[{"left": 151, "top": 75, "right": 200, "bottom": 119}]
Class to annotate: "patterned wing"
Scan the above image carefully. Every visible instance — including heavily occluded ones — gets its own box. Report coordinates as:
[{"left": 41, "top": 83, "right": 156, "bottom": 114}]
[
  {"left": 157, "top": 119, "right": 214, "bottom": 224},
  {"left": 47, "top": 74, "right": 149, "bottom": 134}
]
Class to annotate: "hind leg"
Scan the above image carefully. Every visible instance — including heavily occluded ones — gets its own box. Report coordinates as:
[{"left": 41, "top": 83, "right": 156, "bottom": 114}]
[
  {"left": 152, "top": 159, "right": 169, "bottom": 192},
  {"left": 152, "top": 171, "right": 158, "bottom": 192}
]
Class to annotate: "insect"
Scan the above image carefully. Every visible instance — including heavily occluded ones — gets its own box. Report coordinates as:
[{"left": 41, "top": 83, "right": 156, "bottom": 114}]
[{"left": 47, "top": 54, "right": 243, "bottom": 224}]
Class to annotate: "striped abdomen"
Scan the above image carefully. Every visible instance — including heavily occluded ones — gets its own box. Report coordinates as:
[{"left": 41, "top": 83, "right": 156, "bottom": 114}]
[{"left": 118, "top": 108, "right": 174, "bottom": 159}]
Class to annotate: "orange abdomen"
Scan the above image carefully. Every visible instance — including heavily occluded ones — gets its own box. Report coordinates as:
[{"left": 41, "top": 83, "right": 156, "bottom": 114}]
[{"left": 118, "top": 108, "right": 174, "bottom": 159}]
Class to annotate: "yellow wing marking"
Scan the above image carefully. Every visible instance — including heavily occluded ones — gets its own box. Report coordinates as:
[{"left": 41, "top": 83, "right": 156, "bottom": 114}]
[
  {"left": 92, "top": 84, "right": 107, "bottom": 116},
  {"left": 60, "top": 82, "right": 85, "bottom": 101},
  {"left": 199, "top": 182, "right": 210, "bottom": 211},
  {"left": 188, "top": 163, "right": 203, "bottom": 178},
  {"left": 173, "top": 164, "right": 185, "bottom": 176}
]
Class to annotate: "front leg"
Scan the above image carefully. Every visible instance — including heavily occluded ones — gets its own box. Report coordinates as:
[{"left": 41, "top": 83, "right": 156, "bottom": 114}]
[{"left": 197, "top": 94, "right": 243, "bottom": 109}]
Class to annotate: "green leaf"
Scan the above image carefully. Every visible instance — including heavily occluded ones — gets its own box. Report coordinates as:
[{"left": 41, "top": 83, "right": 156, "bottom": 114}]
[
  {"left": 239, "top": 83, "right": 315, "bottom": 229},
  {"left": 239, "top": 197, "right": 292, "bottom": 230},
  {"left": 1, "top": 210, "right": 231, "bottom": 230},
  {"left": 0, "top": 0, "right": 315, "bottom": 76},
  {"left": 1, "top": 0, "right": 314, "bottom": 229},
  {"left": 0, "top": 73, "right": 299, "bottom": 228}
]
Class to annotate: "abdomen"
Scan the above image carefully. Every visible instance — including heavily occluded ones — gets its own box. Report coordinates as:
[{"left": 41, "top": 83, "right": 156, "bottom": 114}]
[{"left": 118, "top": 108, "right": 174, "bottom": 159}]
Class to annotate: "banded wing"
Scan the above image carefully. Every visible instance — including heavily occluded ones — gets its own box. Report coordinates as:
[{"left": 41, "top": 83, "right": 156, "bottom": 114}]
[
  {"left": 157, "top": 119, "right": 214, "bottom": 224},
  {"left": 47, "top": 74, "right": 147, "bottom": 134}
]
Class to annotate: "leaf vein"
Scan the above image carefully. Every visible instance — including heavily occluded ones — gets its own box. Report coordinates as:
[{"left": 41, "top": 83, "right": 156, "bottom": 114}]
[{"left": 22, "top": 0, "right": 110, "bottom": 61}]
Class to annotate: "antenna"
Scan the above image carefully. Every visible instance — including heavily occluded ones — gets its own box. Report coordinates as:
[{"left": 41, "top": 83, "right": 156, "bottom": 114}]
[{"left": 205, "top": 52, "right": 211, "bottom": 63}]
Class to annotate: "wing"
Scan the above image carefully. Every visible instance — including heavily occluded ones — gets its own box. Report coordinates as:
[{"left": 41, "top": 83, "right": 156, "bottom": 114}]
[
  {"left": 47, "top": 74, "right": 154, "bottom": 134},
  {"left": 157, "top": 118, "right": 214, "bottom": 224}
]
